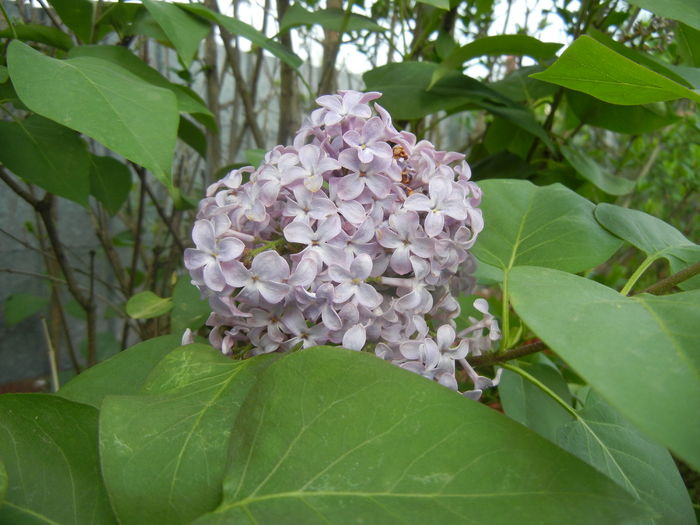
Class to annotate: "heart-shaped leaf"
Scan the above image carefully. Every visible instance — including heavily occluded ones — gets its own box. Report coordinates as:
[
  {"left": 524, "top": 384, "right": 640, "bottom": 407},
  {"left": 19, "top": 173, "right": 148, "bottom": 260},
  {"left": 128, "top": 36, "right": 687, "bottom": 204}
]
[
  {"left": 472, "top": 179, "right": 622, "bottom": 277},
  {"left": 57, "top": 335, "right": 182, "bottom": 408},
  {"left": 99, "top": 346, "right": 278, "bottom": 525},
  {"left": 7, "top": 40, "right": 178, "bottom": 185},
  {"left": 193, "top": 347, "right": 647, "bottom": 524},
  {"left": 509, "top": 266, "right": 700, "bottom": 470},
  {"left": 596, "top": 203, "right": 700, "bottom": 290},
  {"left": 89, "top": 154, "right": 132, "bottom": 215},
  {"left": 0, "top": 395, "right": 116, "bottom": 524},
  {"left": 0, "top": 115, "right": 91, "bottom": 206}
]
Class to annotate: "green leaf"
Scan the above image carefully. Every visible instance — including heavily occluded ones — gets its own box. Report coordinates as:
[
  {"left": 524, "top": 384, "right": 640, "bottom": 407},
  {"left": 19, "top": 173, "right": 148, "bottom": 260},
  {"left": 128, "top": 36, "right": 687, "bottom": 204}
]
[
  {"left": 560, "top": 145, "right": 635, "bottom": 196},
  {"left": 3, "top": 293, "right": 49, "bottom": 326},
  {"left": 565, "top": 91, "right": 680, "bottom": 134},
  {"left": 490, "top": 65, "right": 559, "bottom": 103},
  {"left": 499, "top": 363, "right": 574, "bottom": 443},
  {"left": 141, "top": 0, "right": 210, "bottom": 68},
  {"left": 595, "top": 204, "right": 700, "bottom": 290},
  {"left": 126, "top": 290, "right": 173, "bottom": 319},
  {"left": 676, "top": 23, "right": 700, "bottom": 67},
  {"left": 0, "top": 115, "right": 91, "bottom": 206},
  {"left": 179, "top": 4, "right": 303, "bottom": 69},
  {"left": 416, "top": 0, "right": 450, "bottom": 9},
  {"left": 68, "top": 45, "right": 213, "bottom": 120},
  {"left": 0, "top": 395, "right": 116, "bottom": 524},
  {"left": 530, "top": 36, "right": 700, "bottom": 105},
  {"left": 587, "top": 29, "right": 693, "bottom": 88},
  {"left": 364, "top": 61, "right": 521, "bottom": 118},
  {"left": 472, "top": 179, "right": 622, "bottom": 275},
  {"left": 57, "top": 335, "right": 182, "bottom": 408},
  {"left": 244, "top": 148, "right": 266, "bottom": 168},
  {"left": 556, "top": 391, "right": 696, "bottom": 525},
  {"left": 100, "top": 346, "right": 278, "bottom": 525},
  {"left": 625, "top": 0, "right": 700, "bottom": 32},
  {"left": 192, "top": 347, "right": 647, "bottom": 524},
  {"left": 178, "top": 116, "right": 207, "bottom": 158},
  {"left": 509, "top": 266, "right": 700, "bottom": 470},
  {"left": 0, "top": 460, "right": 7, "bottom": 507},
  {"left": 0, "top": 23, "right": 73, "bottom": 50},
  {"left": 0, "top": 66, "right": 7, "bottom": 83},
  {"left": 89, "top": 154, "right": 132, "bottom": 215},
  {"left": 170, "top": 274, "right": 210, "bottom": 333},
  {"left": 431, "top": 35, "right": 562, "bottom": 88},
  {"left": 47, "top": 0, "right": 94, "bottom": 43},
  {"left": 280, "top": 4, "right": 384, "bottom": 32},
  {"left": 7, "top": 40, "right": 178, "bottom": 185}
]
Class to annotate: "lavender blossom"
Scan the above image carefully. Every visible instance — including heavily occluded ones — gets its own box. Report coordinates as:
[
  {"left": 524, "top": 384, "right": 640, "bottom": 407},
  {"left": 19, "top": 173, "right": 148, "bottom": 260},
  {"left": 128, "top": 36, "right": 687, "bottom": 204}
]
[{"left": 185, "top": 89, "right": 500, "bottom": 397}]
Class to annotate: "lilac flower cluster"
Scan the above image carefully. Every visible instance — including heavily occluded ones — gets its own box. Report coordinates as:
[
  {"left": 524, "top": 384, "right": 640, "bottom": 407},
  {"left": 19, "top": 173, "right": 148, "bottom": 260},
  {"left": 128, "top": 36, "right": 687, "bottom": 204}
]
[{"left": 185, "top": 90, "right": 501, "bottom": 398}]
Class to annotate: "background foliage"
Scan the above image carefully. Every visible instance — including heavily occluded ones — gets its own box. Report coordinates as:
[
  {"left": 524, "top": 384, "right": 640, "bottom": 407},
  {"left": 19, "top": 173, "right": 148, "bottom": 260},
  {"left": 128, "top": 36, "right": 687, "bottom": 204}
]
[{"left": 0, "top": 0, "right": 698, "bottom": 523}]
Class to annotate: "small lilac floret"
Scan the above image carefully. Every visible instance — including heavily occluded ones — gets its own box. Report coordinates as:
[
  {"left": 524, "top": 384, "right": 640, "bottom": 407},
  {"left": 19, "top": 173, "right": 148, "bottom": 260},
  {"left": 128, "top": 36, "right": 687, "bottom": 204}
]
[{"left": 185, "top": 89, "right": 500, "bottom": 397}]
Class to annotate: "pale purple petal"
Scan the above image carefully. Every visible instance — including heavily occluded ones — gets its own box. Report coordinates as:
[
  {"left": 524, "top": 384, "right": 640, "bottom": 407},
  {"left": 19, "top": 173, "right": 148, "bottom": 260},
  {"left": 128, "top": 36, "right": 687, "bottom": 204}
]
[{"left": 343, "top": 324, "right": 366, "bottom": 350}]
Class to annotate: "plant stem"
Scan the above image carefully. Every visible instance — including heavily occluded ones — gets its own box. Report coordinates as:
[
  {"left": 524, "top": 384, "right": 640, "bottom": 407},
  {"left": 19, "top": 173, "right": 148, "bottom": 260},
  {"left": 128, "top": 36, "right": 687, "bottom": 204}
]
[
  {"left": 501, "top": 363, "right": 577, "bottom": 418},
  {"left": 0, "top": 2, "right": 17, "bottom": 39},
  {"left": 620, "top": 254, "right": 657, "bottom": 296},
  {"left": 41, "top": 317, "right": 60, "bottom": 392},
  {"left": 641, "top": 259, "right": 700, "bottom": 295},
  {"left": 471, "top": 341, "right": 546, "bottom": 368}
]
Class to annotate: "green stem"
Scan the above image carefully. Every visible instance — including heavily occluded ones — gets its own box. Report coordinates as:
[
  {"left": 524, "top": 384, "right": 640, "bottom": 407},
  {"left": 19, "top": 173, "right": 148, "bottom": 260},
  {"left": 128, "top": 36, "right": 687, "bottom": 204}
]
[
  {"left": 0, "top": 3, "right": 17, "bottom": 39},
  {"left": 501, "top": 363, "right": 578, "bottom": 418},
  {"left": 500, "top": 271, "right": 510, "bottom": 351},
  {"left": 620, "top": 254, "right": 658, "bottom": 296}
]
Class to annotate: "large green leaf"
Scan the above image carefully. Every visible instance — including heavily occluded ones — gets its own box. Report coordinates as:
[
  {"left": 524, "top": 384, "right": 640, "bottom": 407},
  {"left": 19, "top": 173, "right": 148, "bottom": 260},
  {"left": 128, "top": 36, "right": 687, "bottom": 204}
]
[
  {"left": 0, "top": 395, "right": 116, "bottom": 524},
  {"left": 193, "top": 347, "right": 647, "bottom": 524},
  {"left": 280, "top": 4, "right": 384, "bottom": 32},
  {"left": 364, "top": 62, "right": 550, "bottom": 145},
  {"left": 89, "top": 154, "right": 132, "bottom": 215},
  {"left": 179, "top": 116, "right": 208, "bottom": 158},
  {"left": 431, "top": 35, "right": 562, "bottom": 88},
  {"left": 595, "top": 204, "right": 700, "bottom": 290},
  {"left": 141, "top": 0, "right": 210, "bottom": 68},
  {"left": 626, "top": 0, "right": 700, "bottom": 32},
  {"left": 472, "top": 179, "right": 622, "bottom": 276},
  {"left": 0, "top": 115, "right": 91, "bottom": 206},
  {"left": 57, "top": 335, "right": 181, "bottom": 408},
  {"left": 100, "top": 346, "right": 278, "bottom": 525},
  {"left": 68, "top": 45, "right": 213, "bottom": 120},
  {"left": 47, "top": 0, "right": 94, "bottom": 42},
  {"left": 0, "top": 23, "right": 73, "bottom": 50},
  {"left": 364, "top": 61, "right": 500, "bottom": 119},
  {"left": 0, "top": 460, "right": 7, "bottom": 506},
  {"left": 560, "top": 145, "right": 635, "bottom": 196},
  {"left": 556, "top": 391, "right": 695, "bottom": 525},
  {"left": 509, "top": 266, "right": 700, "bottom": 470},
  {"left": 530, "top": 36, "right": 700, "bottom": 105},
  {"left": 676, "top": 23, "right": 700, "bottom": 67},
  {"left": 179, "top": 4, "right": 303, "bottom": 69},
  {"left": 565, "top": 91, "right": 680, "bottom": 134},
  {"left": 7, "top": 40, "right": 178, "bottom": 185},
  {"left": 499, "top": 363, "right": 574, "bottom": 443}
]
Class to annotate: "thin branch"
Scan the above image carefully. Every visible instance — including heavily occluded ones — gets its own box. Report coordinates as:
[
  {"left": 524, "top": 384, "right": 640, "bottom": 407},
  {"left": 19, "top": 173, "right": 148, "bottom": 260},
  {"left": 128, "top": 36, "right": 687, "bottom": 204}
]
[
  {"left": 470, "top": 341, "right": 547, "bottom": 368},
  {"left": 134, "top": 166, "right": 185, "bottom": 252},
  {"left": 640, "top": 260, "right": 700, "bottom": 296}
]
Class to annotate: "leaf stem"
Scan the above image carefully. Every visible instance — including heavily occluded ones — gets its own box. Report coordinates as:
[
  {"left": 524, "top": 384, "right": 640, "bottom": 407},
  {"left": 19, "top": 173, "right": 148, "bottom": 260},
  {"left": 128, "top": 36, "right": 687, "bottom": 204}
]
[
  {"left": 620, "top": 254, "right": 657, "bottom": 296},
  {"left": 501, "top": 363, "right": 578, "bottom": 419},
  {"left": 471, "top": 341, "right": 546, "bottom": 368},
  {"left": 0, "top": 2, "right": 17, "bottom": 39},
  {"left": 500, "top": 271, "right": 510, "bottom": 350}
]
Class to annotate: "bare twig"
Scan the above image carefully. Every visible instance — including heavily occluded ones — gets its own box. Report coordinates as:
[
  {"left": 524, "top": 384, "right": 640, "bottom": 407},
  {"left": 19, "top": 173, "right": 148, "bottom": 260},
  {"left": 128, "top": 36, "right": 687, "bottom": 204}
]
[{"left": 41, "top": 317, "right": 60, "bottom": 392}]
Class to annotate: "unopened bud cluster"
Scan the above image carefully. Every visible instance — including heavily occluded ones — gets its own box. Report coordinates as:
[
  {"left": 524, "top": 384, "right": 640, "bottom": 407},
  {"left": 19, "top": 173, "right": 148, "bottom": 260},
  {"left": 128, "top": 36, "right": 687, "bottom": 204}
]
[{"left": 185, "top": 90, "right": 501, "bottom": 398}]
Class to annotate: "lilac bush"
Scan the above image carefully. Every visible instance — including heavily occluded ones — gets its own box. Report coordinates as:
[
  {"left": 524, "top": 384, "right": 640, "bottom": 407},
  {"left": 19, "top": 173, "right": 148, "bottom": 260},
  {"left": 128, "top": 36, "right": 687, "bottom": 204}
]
[{"left": 185, "top": 90, "right": 501, "bottom": 397}]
